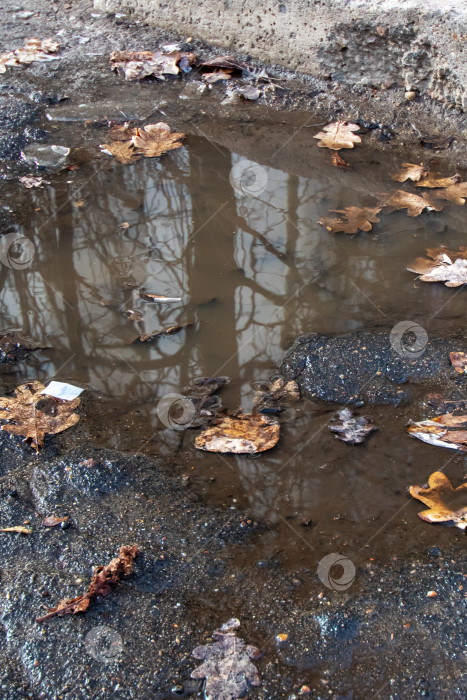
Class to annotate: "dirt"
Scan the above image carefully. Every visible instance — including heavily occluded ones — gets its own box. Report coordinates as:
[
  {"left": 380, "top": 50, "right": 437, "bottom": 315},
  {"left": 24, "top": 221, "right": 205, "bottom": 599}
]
[{"left": 0, "top": 2, "right": 466, "bottom": 699}]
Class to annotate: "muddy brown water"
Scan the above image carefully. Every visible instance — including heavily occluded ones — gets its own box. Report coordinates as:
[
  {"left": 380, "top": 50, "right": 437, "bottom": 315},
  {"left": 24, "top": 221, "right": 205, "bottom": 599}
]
[{"left": 1, "top": 103, "right": 467, "bottom": 576}]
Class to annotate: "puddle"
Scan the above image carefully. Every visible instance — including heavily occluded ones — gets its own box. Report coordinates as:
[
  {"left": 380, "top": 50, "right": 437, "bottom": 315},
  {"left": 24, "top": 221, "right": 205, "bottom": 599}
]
[{"left": 1, "top": 108, "right": 467, "bottom": 567}]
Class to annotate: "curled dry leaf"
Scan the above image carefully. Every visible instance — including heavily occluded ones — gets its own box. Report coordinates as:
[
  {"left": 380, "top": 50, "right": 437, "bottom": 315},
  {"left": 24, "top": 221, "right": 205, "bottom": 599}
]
[
  {"left": 331, "top": 152, "right": 352, "bottom": 169},
  {"left": 36, "top": 544, "right": 139, "bottom": 622},
  {"left": 407, "top": 247, "right": 467, "bottom": 287},
  {"left": 0, "top": 38, "right": 60, "bottom": 73},
  {"left": 313, "top": 121, "right": 361, "bottom": 150},
  {"left": 409, "top": 471, "right": 467, "bottom": 530},
  {"left": 450, "top": 352, "right": 467, "bottom": 374},
  {"left": 0, "top": 526, "right": 32, "bottom": 535},
  {"left": 201, "top": 68, "right": 233, "bottom": 83},
  {"left": 0, "top": 381, "right": 80, "bottom": 452},
  {"left": 42, "top": 516, "right": 68, "bottom": 528},
  {"left": 100, "top": 122, "right": 185, "bottom": 164},
  {"left": 191, "top": 618, "right": 261, "bottom": 699},
  {"left": 200, "top": 55, "right": 249, "bottom": 71},
  {"left": 408, "top": 412, "right": 467, "bottom": 451},
  {"left": 392, "top": 163, "right": 428, "bottom": 183},
  {"left": 195, "top": 413, "right": 279, "bottom": 454},
  {"left": 381, "top": 190, "right": 443, "bottom": 216},
  {"left": 110, "top": 49, "right": 196, "bottom": 81},
  {"left": 420, "top": 134, "right": 454, "bottom": 150},
  {"left": 319, "top": 206, "right": 381, "bottom": 234},
  {"left": 328, "top": 407, "right": 377, "bottom": 444}
]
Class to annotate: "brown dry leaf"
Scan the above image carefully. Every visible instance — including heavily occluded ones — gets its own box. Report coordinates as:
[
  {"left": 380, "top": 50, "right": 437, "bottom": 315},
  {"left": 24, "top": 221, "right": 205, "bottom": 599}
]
[
  {"left": 110, "top": 49, "right": 196, "bottom": 81},
  {"left": 381, "top": 190, "right": 443, "bottom": 216},
  {"left": 392, "top": 163, "right": 428, "bottom": 182},
  {"left": 100, "top": 123, "right": 185, "bottom": 164},
  {"left": 195, "top": 413, "right": 279, "bottom": 454},
  {"left": 42, "top": 516, "right": 68, "bottom": 528},
  {"left": 407, "top": 247, "right": 467, "bottom": 287},
  {"left": 416, "top": 174, "right": 460, "bottom": 189},
  {"left": 200, "top": 55, "right": 249, "bottom": 71},
  {"left": 0, "top": 38, "right": 60, "bottom": 73},
  {"left": 36, "top": 544, "right": 139, "bottom": 622},
  {"left": 450, "top": 352, "right": 467, "bottom": 374},
  {"left": 313, "top": 121, "right": 361, "bottom": 150},
  {"left": 0, "top": 381, "right": 80, "bottom": 452},
  {"left": 409, "top": 472, "right": 467, "bottom": 530},
  {"left": 408, "top": 412, "right": 467, "bottom": 450},
  {"left": 201, "top": 68, "right": 233, "bottom": 83},
  {"left": 432, "top": 182, "right": 467, "bottom": 206},
  {"left": 319, "top": 206, "right": 381, "bottom": 234},
  {"left": 331, "top": 152, "right": 352, "bottom": 169},
  {"left": 0, "top": 526, "right": 32, "bottom": 535},
  {"left": 135, "top": 322, "right": 192, "bottom": 344}
]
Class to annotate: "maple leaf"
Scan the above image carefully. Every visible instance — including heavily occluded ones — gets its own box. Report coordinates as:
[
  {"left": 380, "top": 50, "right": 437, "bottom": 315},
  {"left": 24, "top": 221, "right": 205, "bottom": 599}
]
[
  {"left": 319, "top": 206, "right": 381, "bottom": 234},
  {"left": 100, "top": 140, "right": 141, "bottom": 164},
  {"left": 130, "top": 123, "right": 185, "bottom": 158},
  {"left": 195, "top": 413, "right": 279, "bottom": 454},
  {"left": 392, "top": 163, "right": 428, "bottom": 182},
  {"left": 191, "top": 618, "right": 261, "bottom": 699},
  {"left": 381, "top": 190, "right": 443, "bottom": 216},
  {"left": 110, "top": 49, "right": 196, "bottom": 81},
  {"left": 36, "top": 544, "right": 139, "bottom": 622},
  {"left": 409, "top": 472, "right": 467, "bottom": 530},
  {"left": 0, "top": 381, "right": 80, "bottom": 452},
  {"left": 328, "top": 407, "right": 377, "bottom": 444},
  {"left": 407, "top": 247, "right": 467, "bottom": 287},
  {"left": 450, "top": 352, "right": 467, "bottom": 374},
  {"left": 313, "top": 121, "right": 361, "bottom": 150}
]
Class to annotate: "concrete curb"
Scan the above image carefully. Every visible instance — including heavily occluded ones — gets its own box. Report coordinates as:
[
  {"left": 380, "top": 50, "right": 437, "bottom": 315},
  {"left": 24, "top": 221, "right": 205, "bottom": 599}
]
[{"left": 94, "top": 0, "right": 466, "bottom": 111}]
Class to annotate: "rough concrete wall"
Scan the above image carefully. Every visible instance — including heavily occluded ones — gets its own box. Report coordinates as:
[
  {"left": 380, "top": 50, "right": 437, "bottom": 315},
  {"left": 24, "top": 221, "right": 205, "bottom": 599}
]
[{"left": 94, "top": 0, "right": 466, "bottom": 109}]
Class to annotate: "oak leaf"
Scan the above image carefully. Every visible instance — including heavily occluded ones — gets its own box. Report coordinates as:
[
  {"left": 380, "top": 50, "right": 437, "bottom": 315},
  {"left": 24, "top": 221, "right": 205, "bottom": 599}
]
[
  {"left": 36, "top": 544, "right": 139, "bottom": 622},
  {"left": 392, "top": 163, "right": 428, "bottom": 182},
  {"left": 416, "top": 174, "right": 460, "bottom": 188},
  {"left": 381, "top": 190, "right": 443, "bottom": 216},
  {"left": 110, "top": 49, "right": 196, "bottom": 81},
  {"left": 407, "top": 248, "right": 467, "bottom": 287},
  {"left": 328, "top": 407, "right": 377, "bottom": 444},
  {"left": 409, "top": 472, "right": 467, "bottom": 530},
  {"left": 195, "top": 413, "right": 279, "bottom": 454},
  {"left": 319, "top": 206, "right": 381, "bottom": 234},
  {"left": 408, "top": 412, "right": 467, "bottom": 451},
  {"left": 431, "top": 181, "right": 467, "bottom": 206},
  {"left": 313, "top": 121, "right": 361, "bottom": 150},
  {"left": 0, "top": 381, "right": 80, "bottom": 452}
]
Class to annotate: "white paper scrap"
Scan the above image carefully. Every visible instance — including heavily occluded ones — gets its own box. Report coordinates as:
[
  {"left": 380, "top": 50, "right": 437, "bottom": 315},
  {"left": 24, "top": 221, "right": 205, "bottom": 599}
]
[{"left": 42, "top": 381, "right": 84, "bottom": 401}]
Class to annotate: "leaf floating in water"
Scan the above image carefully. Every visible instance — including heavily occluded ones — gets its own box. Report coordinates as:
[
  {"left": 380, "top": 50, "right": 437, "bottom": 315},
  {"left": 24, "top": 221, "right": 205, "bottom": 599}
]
[
  {"left": 134, "top": 323, "right": 193, "bottom": 344},
  {"left": 381, "top": 190, "right": 444, "bottom": 216},
  {"left": 0, "top": 381, "right": 80, "bottom": 452},
  {"left": 328, "top": 408, "right": 377, "bottom": 444},
  {"left": 416, "top": 173, "right": 460, "bottom": 189},
  {"left": 36, "top": 544, "right": 139, "bottom": 622},
  {"left": 392, "top": 163, "right": 428, "bottom": 183},
  {"left": 408, "top": 410, "right": 467, "bottom": 451},
  {"left": 409, "top": 472, "right": 467, "bottom": 530},
  {"left": 319, "top": 206, "right": 381, "bottom": 234},
  {"left": 100, "top": 122, "right": 185, "bottom": 164},
  {"left": 313, "top": 121, "right": 361, "bottom": 150},
  {"left": 331, "top": 152, "right": 352, "bottom": 169},
  {"left": 191, "top": 618, "right": 261, "bottom": 699},
  {"left": 195, "top": 413, "right": 279, "bottom": 454},
  {"left": 407, "top": 247, "right": 467, "bottom": 287},
  {"left": 139, "top": 292, "right": 182, "bottom": 303},
  {"left": 110, "top": 49, "right": 196, "bottom": 81}
]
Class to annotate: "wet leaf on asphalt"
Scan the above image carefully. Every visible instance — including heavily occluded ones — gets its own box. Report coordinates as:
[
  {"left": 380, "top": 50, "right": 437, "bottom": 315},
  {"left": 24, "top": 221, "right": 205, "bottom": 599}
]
[
  {"left": 328, "top": 407, "right": 377, "bottom": 444},
  {"left": 0, "top": 38, "right": 60, "bottom": 73},
  {"left": 191, "top": 618, "right": 261, "bottom": 699},
  {"left": 100, "top": 122, "right": 185, "bottom": 164},
  {"left": 319, "top": 206, "right": 381, "bottom": 234},
  {"left": 450, "top": 352, "right": 467, "bottom": 374},
  {"left": 409, "top": 472, "right": 467, "bottom": 530},
  {"left": 42, "top": 516, "right": 68, "bottom": 528},
  {"left": 381, "top": 190, "right": 444, "bottom": 216},
  {"left": 110, "top": 49, "right": 196, "bottom": 80},
  {"left": 36, "top": 544, "right": 139, "bottom": 622},
  {"left": 0, "top": 526, "right": 32, "bottom": 535},
  {"left": 313, "top": 121, "right": 361, "bottom": 150},
  {"left": 392, "top": 163, "right": 428, "bottom": 182},
  {"left": 0, "top": 381, "right": 80, "bottom": 452},
  {"left": 420, "top": 134, "right": 454, "bottom": 150},
  {"left": 195, "top": 413, "right": 279, "bottom": 453},
  {"left": 407, "top": 247, "right": 467, "bottom": 287}
]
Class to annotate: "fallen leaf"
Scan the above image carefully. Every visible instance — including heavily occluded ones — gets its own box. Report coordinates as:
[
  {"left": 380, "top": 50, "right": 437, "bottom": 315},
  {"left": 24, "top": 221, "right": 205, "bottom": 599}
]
[
  {"left": 134, "top": 322, "right": 192, "bottom": 343},
  {"left": 392, "top": 163, "right": 428, "bottom": 183},
  {"left": 409, "top": 471, "right": 467, "bottom": 530},
  {"left": 191, "top": 618, "right": 261, "bottom": 699},
  {"left": 36, "top": 544, "right": 139, "bottom": 622},
  {"left": 0, "top": 381, "right": 80, "bottom": 452},
  {"left": 331, "top": 152, "right": 352, "bottom": 169},
  {"left": 195, "top": 413, "right": 279, "bottom": 453},
  {"left": 42, "top": 516, "right": 68, "bottom": 528},
  {"left": 319, "top": 206, "right": 381, "bottom": 234},
  {"left": 408, "top": 414, "right": 467, "bottom": 450},
  {"left": 0, "top": 38, "right": 60, "bottom": 73},
  {"left": 201, "top": 68, "right": 233, "bottom": 83},
  {"left": 450, "top": 352, "right": 467, "bottom": 374},
  {"left": 100, "top": 122, "right": 185, "bottom": 164},
  {"left": 416, "top": 174, "right": 460, "bottom": 189},
  {"left": 328, "top": 407, "right": 377, "bottom": 444},
  {"left": 200, "top": 55, "right": 249, "bottom": 71},
  {"left": 0, "top": 526, "right": 31, "bottom": 534},
  {"left": 19, "top": 176, "right": 49, "bottom": 188},
  {"left": 139, "top": 292, "right": 182, "bottom": 303},
  {"left": 420, "top": 134, "right": 454, "bottom": 150},
  {"left": 381, "top": 190, "right": 443, "bottom": 216},
  {"left": 237, "top": 85, "right": 261, "bottom": 101},
  {"left": 407, "top": 248, "right": 467, "bottom": 287},
  {"left": 253, "top": 376, "right": 300, "bottom": 413},
  {"left": 110, "top": 49, "right": 196, "bottom": 81},
  {"left": 313, "top": 121, "right": 361, "bottom": 150},
  {"left": 432, "top": 182, "right": 467, "bottom": 206}
]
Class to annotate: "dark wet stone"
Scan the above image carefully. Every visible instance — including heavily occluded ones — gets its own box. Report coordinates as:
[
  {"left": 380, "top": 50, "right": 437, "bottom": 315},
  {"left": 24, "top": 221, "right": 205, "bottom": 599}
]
[{"left": 282, "top": 329, "right": 467, "bottom": 405}]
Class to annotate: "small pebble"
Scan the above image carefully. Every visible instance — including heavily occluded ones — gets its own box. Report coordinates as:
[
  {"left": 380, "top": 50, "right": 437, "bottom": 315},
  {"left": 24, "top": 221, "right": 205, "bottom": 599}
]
[
  {"left": 405, "top": 90, "right": 417, "bottom": 101},
  {"left": 427, "top": 590, "right": 437, "bottom": 598}
]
